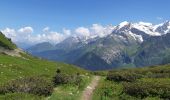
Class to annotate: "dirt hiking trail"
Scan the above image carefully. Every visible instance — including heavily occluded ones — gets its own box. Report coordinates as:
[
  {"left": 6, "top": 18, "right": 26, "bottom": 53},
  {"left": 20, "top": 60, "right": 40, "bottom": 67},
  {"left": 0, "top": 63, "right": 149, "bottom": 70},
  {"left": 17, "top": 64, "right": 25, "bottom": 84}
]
[{"left": 81, "top": 76, "right": 101, "bottom": 100}]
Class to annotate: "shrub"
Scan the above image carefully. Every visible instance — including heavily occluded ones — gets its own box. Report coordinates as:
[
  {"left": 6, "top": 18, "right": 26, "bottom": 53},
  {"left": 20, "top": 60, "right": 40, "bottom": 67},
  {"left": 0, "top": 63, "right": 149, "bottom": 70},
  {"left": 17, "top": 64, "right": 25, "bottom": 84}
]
[
  {"left": 0, "top": 93, "right": 42, "bottom": 100},
  {"left": 119, "top": 93, "right": 137, "bottom": 100},
  {"left": 53, "top": 73, "right": 70, "bottom": 85},
  {"left": 93, "top": 79, "right": 123, "bottom": 100},
  {"left": 106, "top": 71, "right": 142, "bottom": 82},
  {"left": 100, "top": 81, "right": 123, "bottom": 97},
  {"left": 122, "top": 79, "right": 170, "bottom": 99},
  {"left": 53, "top": 73, "right": 83, "bottom": 86},
  {"left": 147, "top": 73, "right": 170, "bottom": 78},
  {"left": 53, "top": 70, "right": 83, "bottom": 87},
  {"left": 0, "top": 77, "right": 54, "bottom": 96}
]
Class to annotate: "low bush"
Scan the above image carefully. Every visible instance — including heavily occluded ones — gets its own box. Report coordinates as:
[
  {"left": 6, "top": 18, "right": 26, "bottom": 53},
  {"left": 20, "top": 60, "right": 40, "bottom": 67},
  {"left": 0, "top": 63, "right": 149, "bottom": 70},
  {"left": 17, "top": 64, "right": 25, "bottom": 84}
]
[
  {"left": 93, "top": 79, "right": 123, "bottom": 100},
  {"left": 100, "top": 81, "right": 123, "bottom": 98},
  {"left": 122, "top": 78, "right": 170, "bottom": 99},
  {"left": 0, "top": 77, "right": 54, "bottom": 96},
  {"left": 106, "top": 71, "right": 142, "bottom": 82},
  {"left": 53, "top": 73, "right": 82, "bottom": 86},
  {"left": 53, "top": 73, "right": 70, "bottom": 85},
  {"left": 147, "top": 73, "right": 170, "bottom": 78},
  {"left": 0, "top": 93, "right": 42, "bottom": 100}
]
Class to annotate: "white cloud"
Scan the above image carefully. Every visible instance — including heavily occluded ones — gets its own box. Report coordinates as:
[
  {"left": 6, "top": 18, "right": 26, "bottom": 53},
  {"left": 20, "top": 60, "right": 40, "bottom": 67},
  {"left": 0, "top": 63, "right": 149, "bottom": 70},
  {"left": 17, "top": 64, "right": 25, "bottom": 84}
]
[
  {"left": 1, "top": 28, "right": 16, "bottom": 38},
  {"left": 43, "top": 27, "right": 50, "bottom": 32},
  {"left": 42, "top": 31, "right": 65, "bottom": 44},
  {"left": 26, "top": 32, "right": 64, "bottom": 44},
  {"left": 18, "top": 26, "right": 33, "bottom": 33},
  {"left": 1, "top": 27, "right": 67, "bottom": 45},
  {"left": 75, "top": 27, "right": 90, "bottom": 37},
  {"left": 0, "top": 24, "right": 115, "bottom": 47},
  {"left": 90, "top": 24, "right": 113, "bottom": 37},
  {"left": 63, "top": 28, "right": 71, "bottom": 36},
  {"left": 1, "top": 28, "right": 15, "bottom": 34}
]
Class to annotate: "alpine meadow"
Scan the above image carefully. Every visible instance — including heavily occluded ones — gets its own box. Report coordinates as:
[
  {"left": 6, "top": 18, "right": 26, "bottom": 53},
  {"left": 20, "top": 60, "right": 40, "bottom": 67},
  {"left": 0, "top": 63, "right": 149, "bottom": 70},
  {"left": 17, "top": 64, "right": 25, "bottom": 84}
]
[{"left": 0, "top": 0, "right": 170, "bottom": 100}]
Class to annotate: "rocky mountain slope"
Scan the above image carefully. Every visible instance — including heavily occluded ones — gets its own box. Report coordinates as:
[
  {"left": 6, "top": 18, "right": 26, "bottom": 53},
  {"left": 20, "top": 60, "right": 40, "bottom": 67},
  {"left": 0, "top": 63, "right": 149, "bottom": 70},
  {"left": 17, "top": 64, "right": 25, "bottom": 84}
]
[
  {"left": 27, "top": 21, "right": 170, "bottom": 70},
  {"left": 134, "top": 33, "right": 170, "bottom": 67}
]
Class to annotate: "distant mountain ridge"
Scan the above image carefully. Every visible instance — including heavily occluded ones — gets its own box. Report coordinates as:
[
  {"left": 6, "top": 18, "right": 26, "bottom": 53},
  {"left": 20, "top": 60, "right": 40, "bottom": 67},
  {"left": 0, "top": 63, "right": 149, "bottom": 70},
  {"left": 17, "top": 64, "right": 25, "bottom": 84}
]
[
  {"left": 27, "top": 21, "right": 170, "bottom": 70},
  {"left": 134, "top": 33, "right": 170, "bottom": 67},
  {"left": 26, "top": 42, "right": 56, "bottom": 54}
]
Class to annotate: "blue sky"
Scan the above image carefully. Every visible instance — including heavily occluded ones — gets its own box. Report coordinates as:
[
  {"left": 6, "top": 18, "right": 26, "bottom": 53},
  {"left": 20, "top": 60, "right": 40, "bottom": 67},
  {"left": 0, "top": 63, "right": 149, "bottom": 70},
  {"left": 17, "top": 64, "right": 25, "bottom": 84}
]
[{"left": 0, "top": 0, "right": 170, "bottom": 32}]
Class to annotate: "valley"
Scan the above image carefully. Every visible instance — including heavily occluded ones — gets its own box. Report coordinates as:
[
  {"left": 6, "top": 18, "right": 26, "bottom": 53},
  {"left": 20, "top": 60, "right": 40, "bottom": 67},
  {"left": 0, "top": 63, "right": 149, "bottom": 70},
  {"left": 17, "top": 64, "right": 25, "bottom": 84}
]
[
  {"left": 1, "top": 0, "right": 170, "bottom": 100},
  {"left": 0, "top": 31, "right": 170, "bottom": 100},
  {"left": 26, "top": 21, "right": 170, "bottom": 70}
]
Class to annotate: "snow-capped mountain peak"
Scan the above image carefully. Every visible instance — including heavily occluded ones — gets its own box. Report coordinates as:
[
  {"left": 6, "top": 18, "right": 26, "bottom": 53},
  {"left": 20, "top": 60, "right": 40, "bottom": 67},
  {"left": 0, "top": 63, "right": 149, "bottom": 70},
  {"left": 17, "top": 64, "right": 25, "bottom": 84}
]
[
  {"left": 114, "top": 21, "right": 160, "bottom": 36},
  {"left": 138, "top": 22, "right": 152, "bottom": 26},
  {"left": 154, "top": 21, "right": 170, "bottom": 35},
  {"left": 118, "top": 21, "right": 130, "bottom": 28},
  {"left": 133, "top": 22, "right": 160, "bottom": 36},
  {"left": 113, "top": 21, "right": 132, "bottom": 33},
  {"left": 58, "top": 21, "right": 170, "bottom": 46}
]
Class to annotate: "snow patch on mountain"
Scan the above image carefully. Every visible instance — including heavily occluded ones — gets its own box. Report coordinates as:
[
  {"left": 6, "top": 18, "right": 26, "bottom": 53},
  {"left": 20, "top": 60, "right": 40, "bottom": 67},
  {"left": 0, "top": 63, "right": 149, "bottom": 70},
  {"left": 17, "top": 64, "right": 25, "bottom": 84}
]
[
  {"left": 138, "top": 22, "right": 152, "bottom": 26},
  {"left": 154, "top": 21, "right": 170, "bottom": 35},
  {"left": 128, "top": 31, "right": 143, "bottom": 42},
  {"left": 133, "top": 22, "right": 160, "bottom": 36},
  {"left": 118, "top": 21, "right": 130, "bottom": 29}
]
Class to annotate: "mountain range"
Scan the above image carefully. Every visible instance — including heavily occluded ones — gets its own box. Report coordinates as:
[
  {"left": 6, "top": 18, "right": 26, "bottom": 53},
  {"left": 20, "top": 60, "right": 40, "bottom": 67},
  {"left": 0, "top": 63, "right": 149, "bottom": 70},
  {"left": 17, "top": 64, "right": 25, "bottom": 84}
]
[{"left": 26, "top": 21, "right": 170, "bottom": 70}]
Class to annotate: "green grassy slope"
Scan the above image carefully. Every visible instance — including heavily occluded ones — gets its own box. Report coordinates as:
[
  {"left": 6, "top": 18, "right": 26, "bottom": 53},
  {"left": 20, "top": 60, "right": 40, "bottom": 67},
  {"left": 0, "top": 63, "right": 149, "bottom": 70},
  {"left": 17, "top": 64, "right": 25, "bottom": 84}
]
[
  {"left": 0, "top": 31, "right": 91, "bottom": 100},
  {"left": 0, "top": 53, "right": 91, "bottom": 100},
  {"left": 0, "top": 32, "right": 17, "bottom": 50},
  {"left": 0, "top": 53, "right": 87, "bottom": 84}
]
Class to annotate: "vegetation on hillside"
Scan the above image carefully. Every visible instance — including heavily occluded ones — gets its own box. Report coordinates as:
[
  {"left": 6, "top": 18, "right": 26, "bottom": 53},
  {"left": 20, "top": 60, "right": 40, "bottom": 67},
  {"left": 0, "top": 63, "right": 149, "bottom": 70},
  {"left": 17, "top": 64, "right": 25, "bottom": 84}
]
[
  {"left": 93, "top": 64, "right": 170, "bottom": 100},
  {"left": 0, "top": 31, "right": 92, "bottom": 100},
  {"left": 0, "top": 52, "right": 91, "bottom": 99},
  {"left": 0, "top": 32, "right": 17, "bottom": 50}
]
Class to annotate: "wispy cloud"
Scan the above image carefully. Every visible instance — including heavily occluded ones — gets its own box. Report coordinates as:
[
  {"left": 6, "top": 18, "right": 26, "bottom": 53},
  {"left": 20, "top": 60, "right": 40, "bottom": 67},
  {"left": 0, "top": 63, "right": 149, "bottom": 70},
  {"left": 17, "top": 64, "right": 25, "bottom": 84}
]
[
  {"left": 156, "top": 17, "right": 163, "bottom": 20},
  {"left": 18, "top": 27, "right": 33, "bottom": 33},
  {"left": 1, "top": 24, "right": 115, "bottom": 47},
  {"left": 42, "top": 27, "right": 50, "bottom": 32}
]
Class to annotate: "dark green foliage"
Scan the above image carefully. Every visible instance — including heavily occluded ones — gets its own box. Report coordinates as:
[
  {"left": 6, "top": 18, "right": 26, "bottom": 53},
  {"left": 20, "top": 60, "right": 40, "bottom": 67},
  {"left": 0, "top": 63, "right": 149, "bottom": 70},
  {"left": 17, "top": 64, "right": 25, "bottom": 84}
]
[
  {"left": 107, "top": 65, "right": 170, "bottom": 82},
  {"left": 106, "top": 71, "right": 142, "bottom": 82},
  {"left": 92, "top": 71, "right": 108, "bottom": 76},
  {"left": 0, "top": 32, "right": 17, "bottom": 50},
  {"left": 0, "top": 77, "right": 54, "bottom": 96},
  {"left": 53, "top": 73, "right": 70, "bottom": 85},
  {"left": 102, "top": 65, "right": 170, "bottom": 99},
  {"left": 106, "top": 65, "right": 170, "bottom": 100},
  {"left": 147, "top": 73, "right": 170, "bottom": 78},
  {"left": 56, "top": 69, "right": 61, "bottom": 73},
  {"left": 53, "top": 70, "right": 83, "bottom": 87},
  {"left": 99, "top": 81, "right": 123, "bottom": 98},
  {"left": 123, "top": 79, "right": 170, "bottom": 99},
  {"left": 0, "top": 93, "right": 43, "bottom": 100}
]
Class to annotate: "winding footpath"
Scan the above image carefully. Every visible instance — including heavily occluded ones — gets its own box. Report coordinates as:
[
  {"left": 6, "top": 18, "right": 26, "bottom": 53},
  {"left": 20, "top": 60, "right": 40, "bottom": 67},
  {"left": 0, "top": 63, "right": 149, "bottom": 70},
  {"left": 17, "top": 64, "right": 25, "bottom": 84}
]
[{"left": 81, "top": 76, "right": 101, "bottom": 100}]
